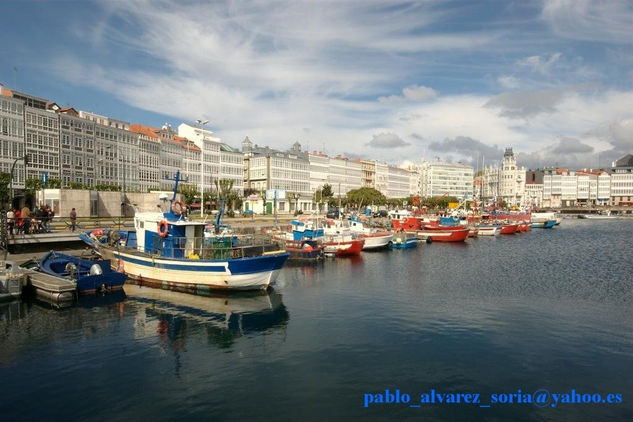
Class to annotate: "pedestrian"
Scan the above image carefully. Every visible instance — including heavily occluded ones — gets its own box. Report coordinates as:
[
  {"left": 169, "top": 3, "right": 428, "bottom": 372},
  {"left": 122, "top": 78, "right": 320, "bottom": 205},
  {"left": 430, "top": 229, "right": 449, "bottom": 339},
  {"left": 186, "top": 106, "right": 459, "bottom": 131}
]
[
  {"left": 69, "top": 208, "right": 77, "bottom": 231},
  {"left": 6, "top": 208, "right": 14, "bottom": 235},
  {"left": 20, "top": 205, "right": 31, "bottom": 234}
]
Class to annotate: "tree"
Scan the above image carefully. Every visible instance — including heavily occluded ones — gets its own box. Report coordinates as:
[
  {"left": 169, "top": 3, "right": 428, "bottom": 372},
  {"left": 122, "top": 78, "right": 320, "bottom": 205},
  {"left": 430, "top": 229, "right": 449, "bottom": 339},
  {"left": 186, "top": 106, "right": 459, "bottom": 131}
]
[
  {"left": 346, "top": 187, "right": 386, "bottom": 209},
  {"left": 67, "top": 182, "right": 85, "bottom": 189},
  {"left": 178, "top": 184, "right": 199, "bottom": 205},
  {"left": 25, "top": 178, "right": 43, "bottom": 193},
  {"left": 214, "top": 179, "right": 235, "bottom": 200},
  {"left": 243, "top": 187, "right": 258, "bottom": 197},
  {"left": 0, "top": 172, "right": 10, "bottom": 206},
  {"left": 321, "top": 183, "right": 334, "bottom": 206},
  {"left": 47, "top": 178, "right": 62, "bottom": 189}
]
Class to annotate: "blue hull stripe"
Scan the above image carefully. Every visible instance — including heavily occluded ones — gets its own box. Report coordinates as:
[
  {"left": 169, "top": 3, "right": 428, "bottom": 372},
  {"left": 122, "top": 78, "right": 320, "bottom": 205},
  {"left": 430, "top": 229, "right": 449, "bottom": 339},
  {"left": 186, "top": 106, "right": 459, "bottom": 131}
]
[{"left": 116, "top": 252, "right": 289, "bottom": 275}]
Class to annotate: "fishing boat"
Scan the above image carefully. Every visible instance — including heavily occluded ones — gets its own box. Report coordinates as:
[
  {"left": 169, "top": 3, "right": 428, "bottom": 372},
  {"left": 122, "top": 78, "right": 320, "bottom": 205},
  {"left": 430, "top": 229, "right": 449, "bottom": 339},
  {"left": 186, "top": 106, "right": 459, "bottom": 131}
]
[
  {"left": 322, "top": 234, "right": 365, "bottom": 257},
  {"left": 391, "top": 234, "right": 420, "bottom": 249},
  {"left": 415, "top": 225, "right": 469, "bottom": 242},
  {"left": 0, "top": 261, "right": 23, "bottom": 301},
  {"left": 499, "top": 223, "right": 519, "bottom": 234},
  {"left": 37, "top": 251, "right": 127, "bottom": 294},
  {"left": 531, "top": 220, "right": 556, "bottom": 229},
  {"left": 280, "top": 239, "right": 324, "bottom": 262},
  {"left": 532, "top": 211, "right": 561, "bottom": 225},
  {"left": 476, "top": 224, "right": 501, "bottom": 236},
  {"left": 348, "top": 217, "right": 394, "bottom": 250},
  {"left": 517, "top": 222, "right": 531, "bottom": 232},
  {"left": 80, "top": 172, "right": 289, "bottom": 292}
]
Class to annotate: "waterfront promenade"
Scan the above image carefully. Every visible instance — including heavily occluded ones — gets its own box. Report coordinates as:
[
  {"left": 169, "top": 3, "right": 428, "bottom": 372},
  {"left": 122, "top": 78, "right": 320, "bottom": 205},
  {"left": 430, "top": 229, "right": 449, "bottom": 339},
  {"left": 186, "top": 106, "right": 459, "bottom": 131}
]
[{"left": 1, "top": 214, "right": 300, "bottom": 256}]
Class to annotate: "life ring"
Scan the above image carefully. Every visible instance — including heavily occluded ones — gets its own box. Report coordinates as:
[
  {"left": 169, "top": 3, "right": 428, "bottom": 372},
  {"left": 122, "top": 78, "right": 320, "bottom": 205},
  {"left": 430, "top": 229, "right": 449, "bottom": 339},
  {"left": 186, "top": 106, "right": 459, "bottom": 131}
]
[
  {"left": 172, "top": 200, "right": 186, "bottom": 215},
  {"left": 158, "top": 220, "right": 169, "bottom": 237}
]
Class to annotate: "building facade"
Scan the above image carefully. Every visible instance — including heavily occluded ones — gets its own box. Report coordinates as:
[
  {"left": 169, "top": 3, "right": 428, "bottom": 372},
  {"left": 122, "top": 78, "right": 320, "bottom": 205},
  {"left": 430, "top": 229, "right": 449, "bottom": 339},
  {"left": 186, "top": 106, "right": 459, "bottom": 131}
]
[{"left": 419, "top": 160, "right": 474, "bottom": 199}]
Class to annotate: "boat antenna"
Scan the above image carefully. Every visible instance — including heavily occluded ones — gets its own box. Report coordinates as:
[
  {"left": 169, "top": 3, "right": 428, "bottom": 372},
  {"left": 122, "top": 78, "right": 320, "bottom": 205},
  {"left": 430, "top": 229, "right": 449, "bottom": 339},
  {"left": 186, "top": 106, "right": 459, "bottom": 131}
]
[{"left": 171, "top": 171, "right": 181, "bottom": 203}]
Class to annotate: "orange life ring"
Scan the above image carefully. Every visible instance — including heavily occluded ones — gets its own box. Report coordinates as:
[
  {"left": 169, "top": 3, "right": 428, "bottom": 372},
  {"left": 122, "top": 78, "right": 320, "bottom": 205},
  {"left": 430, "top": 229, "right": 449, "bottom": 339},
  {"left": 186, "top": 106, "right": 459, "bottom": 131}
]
[
  {"left": 172, "top": 200, "right": 186, "bottom": 215},
  {"left": 158, "top": 220, "right": 169, "bottom": 237}
]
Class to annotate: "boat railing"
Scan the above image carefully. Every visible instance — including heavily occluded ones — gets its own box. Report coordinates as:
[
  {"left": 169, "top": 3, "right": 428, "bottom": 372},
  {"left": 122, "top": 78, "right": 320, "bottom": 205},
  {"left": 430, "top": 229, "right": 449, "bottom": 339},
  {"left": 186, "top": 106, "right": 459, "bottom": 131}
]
[{"left": 145, "top": 234, "right": 286, "bottom": 260}]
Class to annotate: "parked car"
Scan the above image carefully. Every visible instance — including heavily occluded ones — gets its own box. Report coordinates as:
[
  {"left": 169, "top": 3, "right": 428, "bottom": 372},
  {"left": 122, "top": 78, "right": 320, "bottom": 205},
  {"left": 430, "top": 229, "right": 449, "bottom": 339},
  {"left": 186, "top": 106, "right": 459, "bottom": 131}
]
[
  {"left": 326, "top": 208, "right": 340, "bottom": 219},
  {"left": 373, "top": 210, "right": 388, "bottom": 218}
]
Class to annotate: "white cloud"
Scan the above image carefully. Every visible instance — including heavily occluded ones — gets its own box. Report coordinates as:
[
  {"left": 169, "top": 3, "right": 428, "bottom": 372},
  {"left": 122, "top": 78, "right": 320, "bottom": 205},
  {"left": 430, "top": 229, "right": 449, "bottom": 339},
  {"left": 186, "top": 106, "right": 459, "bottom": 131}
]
[
  {"left": 517, "top": 53, "right": 562, "bottom": 75},
  {"left": 542, "top": 0, "right": 633, "bottom": 43},
  {"left": 379, "top": 85, "right": 437, "bottom": 103},
  {"left": 34, "top": 0, "right": 633, "bottom": 168}
]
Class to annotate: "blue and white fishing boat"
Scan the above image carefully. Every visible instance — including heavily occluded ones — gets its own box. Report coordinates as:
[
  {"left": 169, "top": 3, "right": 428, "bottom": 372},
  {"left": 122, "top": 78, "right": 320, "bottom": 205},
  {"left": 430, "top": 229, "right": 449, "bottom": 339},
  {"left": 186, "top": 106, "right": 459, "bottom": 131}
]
[
  {"left": 80, "top": 172, "right": 289, "bottom": 292},
  {"left": 391, "top": 234, "right": 420, "bottom": 249},
  {"left": 531, "top": 220, "right": 556, "bottom": 229}
]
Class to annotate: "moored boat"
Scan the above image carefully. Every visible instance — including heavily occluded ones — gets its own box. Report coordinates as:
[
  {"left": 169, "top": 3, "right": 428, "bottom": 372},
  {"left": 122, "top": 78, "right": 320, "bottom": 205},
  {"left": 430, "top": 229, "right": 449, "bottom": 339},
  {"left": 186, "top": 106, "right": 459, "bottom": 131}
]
[
  {"left": 0, "top": 261, "right": 23, "bottom": 301},
  {"left": 415, "top": 225, "right": 469, "bottom": 242},
  {"left": 322, "top": 234, "right": 365, "bottom": 257},
  {"left": 80, "top": 172, "right": 289, "bottom": 292},
  {"left": 391, "top": 234, "right": 419, "bottom": 249},
  {"left": 37, "top": 251, "right": 127, "bottom": 294},
  {"left": 348, "top": 217, "right": 394, "bottom": 250},
  {"left": 281, "top": 239, "right": 324, "bottom": 262},
  {"left": 476, "top": 224, "right": 501, "bottom": 236},
  {"left": 499, "top": 223, "right": 519, "bottom": 234},
  {"left": 531, "top": 220, "right": 556, "bottom": 229}
]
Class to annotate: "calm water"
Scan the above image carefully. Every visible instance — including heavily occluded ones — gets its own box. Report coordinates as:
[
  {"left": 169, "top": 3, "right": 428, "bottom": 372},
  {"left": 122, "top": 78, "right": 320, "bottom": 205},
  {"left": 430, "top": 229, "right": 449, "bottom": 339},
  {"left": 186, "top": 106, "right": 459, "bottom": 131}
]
[{"left": 1, "top": 219, "right": 632, "bottom": 421}]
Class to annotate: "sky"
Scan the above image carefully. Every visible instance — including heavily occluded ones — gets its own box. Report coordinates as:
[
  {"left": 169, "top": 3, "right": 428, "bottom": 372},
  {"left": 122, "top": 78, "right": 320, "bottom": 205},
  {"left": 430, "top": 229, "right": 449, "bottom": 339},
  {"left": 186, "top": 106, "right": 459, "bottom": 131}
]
[{"left": 1, "top": 0, "right": 632, "bottom": 170}]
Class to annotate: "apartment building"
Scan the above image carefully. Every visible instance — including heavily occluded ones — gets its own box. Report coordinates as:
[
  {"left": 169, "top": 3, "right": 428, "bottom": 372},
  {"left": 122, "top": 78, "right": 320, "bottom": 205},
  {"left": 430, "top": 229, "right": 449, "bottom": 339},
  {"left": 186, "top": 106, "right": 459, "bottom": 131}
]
[
  {"left": 419, "top": 160, "right": 474, "bottom": 199},
  {"left": 0, "top": 86, "right": 26, "bottom": 195}
]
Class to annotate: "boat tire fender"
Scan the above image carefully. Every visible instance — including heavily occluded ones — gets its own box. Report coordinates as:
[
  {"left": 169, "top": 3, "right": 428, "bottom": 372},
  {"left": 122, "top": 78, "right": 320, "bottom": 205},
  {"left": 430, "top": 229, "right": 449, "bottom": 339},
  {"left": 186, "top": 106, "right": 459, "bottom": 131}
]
[
  {"left": 426, "top": 237, "right": 432, "bottom": 244},
  {"left": 158, "top": 220, "right": 169, "bottom": 238},
  {"left": 387, "top": 240, "right": 393, "bottom": 249}
]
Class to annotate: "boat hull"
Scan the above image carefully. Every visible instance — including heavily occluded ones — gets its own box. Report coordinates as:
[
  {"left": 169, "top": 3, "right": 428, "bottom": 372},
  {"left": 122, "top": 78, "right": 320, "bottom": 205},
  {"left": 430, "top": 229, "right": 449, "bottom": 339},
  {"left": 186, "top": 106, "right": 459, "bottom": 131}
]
[
  {"left": 391, "top": 236, "right": 419, "bottom": 249},
  {"left": 477, "top": 225, "right": 500, "bottom": 236},
  {"left": 107, "top": 249, "right": 289, "bottom": 291},
  {"left": 499, "top": 224, "right": 519, "bottom": 234},
  {"left": 360, "top": 233, "right": 394, "bottom": 250},
  {"left": 323, "top": 239, "right": 364, "bottom": 256},
  {"left": 531, "top": 220, "right": 556, "bottom": 229},
  {"left": 415, "top": 227, "right": 469, "bottom": 242}
]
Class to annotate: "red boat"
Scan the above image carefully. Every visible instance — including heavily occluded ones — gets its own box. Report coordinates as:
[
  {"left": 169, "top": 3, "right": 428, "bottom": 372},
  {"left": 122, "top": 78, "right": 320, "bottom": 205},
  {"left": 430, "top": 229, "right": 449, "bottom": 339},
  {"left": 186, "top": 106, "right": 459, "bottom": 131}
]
[
  {"left": 323, "top": 235, "right": 365, "bottom": 257},
  {"left": 499, "top": 223, "right": 519, "bottom": 234},
  {"left": 414, "top": 226, "right": 469, "bottom": 242},
  {"left": 517, "top": 222, "right": 531, "bottom": 232}
]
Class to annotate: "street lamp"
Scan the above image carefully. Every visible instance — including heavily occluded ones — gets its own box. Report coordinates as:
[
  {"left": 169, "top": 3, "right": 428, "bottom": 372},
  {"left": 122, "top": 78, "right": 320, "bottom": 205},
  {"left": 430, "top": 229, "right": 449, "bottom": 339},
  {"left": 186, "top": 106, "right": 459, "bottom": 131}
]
[
  {"left": 291, "top": 192, "right": 300, "bottom": 215},
  {"left": 196, "top": 119, "right": 209, "bottom": 217}
]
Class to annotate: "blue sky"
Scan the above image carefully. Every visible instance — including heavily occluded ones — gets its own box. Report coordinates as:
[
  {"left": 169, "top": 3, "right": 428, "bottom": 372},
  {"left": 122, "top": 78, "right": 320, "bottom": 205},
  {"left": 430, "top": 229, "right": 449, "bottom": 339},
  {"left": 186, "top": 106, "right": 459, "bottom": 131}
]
[{"left": 1, "top": 0, "right": 632, "bottom": 169}]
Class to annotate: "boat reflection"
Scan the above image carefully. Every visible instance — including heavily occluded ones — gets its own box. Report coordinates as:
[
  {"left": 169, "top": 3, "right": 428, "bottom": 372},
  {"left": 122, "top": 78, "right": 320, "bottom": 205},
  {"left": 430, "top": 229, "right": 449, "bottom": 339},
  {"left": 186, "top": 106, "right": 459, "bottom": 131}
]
[{"left": 124, "top": 283, "right": 289, "bottom": 349}]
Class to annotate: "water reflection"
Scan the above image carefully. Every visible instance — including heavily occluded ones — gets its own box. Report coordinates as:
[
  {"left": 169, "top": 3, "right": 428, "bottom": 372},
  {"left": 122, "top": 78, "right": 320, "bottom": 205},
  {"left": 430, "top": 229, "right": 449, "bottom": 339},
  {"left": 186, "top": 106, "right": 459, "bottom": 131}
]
[{"left": 123, "top": 284, "right": 289, "bottom": 351}]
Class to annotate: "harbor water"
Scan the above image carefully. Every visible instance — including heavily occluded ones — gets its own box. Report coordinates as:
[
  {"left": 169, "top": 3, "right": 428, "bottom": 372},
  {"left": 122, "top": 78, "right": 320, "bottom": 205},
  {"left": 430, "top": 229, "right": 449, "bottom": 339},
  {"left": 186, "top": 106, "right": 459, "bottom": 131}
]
[{"left": 1, "top": 219, "right": 632, "bottom": 421}]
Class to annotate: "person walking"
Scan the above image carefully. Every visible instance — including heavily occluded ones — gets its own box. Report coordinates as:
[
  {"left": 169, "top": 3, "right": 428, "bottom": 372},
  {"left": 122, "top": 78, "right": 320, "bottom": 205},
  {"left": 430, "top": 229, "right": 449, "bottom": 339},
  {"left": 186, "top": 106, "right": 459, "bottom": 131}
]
[
  {"left": 6, "top": 208, "right": 15, "bottom": 236},
  {"left": 20, "top": 205, "right": 31, "bottom": 234},
  {"left": 69, "top": 208, "right": 77, "bottom": 232}
]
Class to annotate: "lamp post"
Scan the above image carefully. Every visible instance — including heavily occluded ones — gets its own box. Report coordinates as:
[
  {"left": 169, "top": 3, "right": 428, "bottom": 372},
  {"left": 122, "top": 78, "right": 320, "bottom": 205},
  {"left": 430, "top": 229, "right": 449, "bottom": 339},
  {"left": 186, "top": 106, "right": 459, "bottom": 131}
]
[
  {"left": 9, "top": 154, "right": 28, "bottom": 207},
  {"left": 196, "top": 119, "right": 209, "bottom": 217},
  {"left": 291, "top": 192, "right": 300, "bottom": 215}
]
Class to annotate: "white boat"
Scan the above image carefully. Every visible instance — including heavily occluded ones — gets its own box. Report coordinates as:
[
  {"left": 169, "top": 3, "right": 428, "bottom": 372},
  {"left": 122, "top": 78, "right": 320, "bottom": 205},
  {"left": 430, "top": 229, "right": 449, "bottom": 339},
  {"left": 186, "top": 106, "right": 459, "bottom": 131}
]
[
  {"left": 348, "top": 217, "right": 394, "bottom": 250},
  {"left": 0, "top": 261, "right": 23, "bottom": 301},
  {"left": 531, "top": 211, "right": 561, "bottom": 225},
  {"left": 476, "top": 225, "right": 501, "bottom": 236},
  {"left": 80, "top": 172, "right": 289, "bottom": 292}
]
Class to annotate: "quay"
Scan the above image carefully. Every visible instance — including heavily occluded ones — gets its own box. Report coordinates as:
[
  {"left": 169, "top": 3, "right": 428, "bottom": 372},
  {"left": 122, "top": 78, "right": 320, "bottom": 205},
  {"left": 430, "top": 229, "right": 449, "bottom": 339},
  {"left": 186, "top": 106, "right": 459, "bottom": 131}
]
[{"left": 2, "top": 215, "right": 299, "bottom": 254}]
